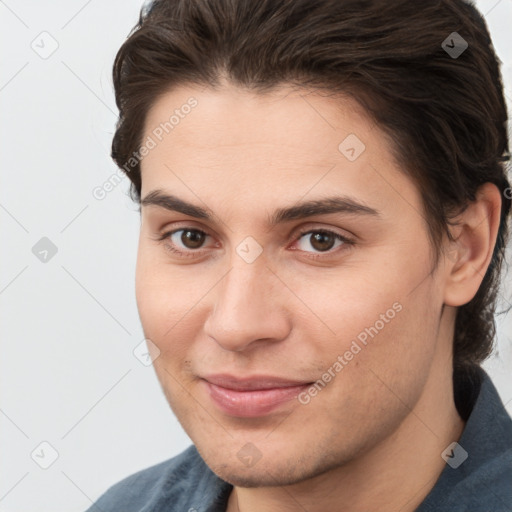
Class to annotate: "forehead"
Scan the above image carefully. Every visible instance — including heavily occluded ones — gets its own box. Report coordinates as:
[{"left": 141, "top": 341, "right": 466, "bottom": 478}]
[
  {"left": 143, "top": 83, "right": 372, "bottom": 153},
  {"left": 139, "top": 83, "right": 422, "bottom": 225}
]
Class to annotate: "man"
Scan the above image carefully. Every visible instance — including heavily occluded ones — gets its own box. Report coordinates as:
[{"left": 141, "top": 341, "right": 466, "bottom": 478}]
[{"left": 87, "top": 0, "right": 512, "bottom": 510}]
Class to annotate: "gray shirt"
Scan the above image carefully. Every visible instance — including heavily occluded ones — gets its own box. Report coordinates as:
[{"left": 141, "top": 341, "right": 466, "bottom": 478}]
[{"left": 86, "top": 367, "right": 512, "bottom": 511}]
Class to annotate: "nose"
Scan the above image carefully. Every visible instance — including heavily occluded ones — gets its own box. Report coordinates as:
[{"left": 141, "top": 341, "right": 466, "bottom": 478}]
[{"left": 203, "top": 257, "right": 291, "bottom": 352}]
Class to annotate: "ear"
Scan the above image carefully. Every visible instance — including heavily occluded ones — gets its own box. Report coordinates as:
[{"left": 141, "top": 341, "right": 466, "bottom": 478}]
[{"left": 443, "top": 182, "right": 502, "bottom": 307}]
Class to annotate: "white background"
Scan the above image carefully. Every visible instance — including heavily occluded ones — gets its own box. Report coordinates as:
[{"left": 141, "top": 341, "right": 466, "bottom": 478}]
[{"left": 1, "top": 1, "right": 511, "bottom": 511}]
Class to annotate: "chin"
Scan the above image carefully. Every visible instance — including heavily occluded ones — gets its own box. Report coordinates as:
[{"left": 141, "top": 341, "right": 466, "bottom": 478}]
[{"left": 211, "top": 464, "right": 304, "bottom": 488}]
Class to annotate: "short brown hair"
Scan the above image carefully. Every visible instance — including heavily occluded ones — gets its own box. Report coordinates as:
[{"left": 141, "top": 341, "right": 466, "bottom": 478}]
[{"left": 111, "top": 0, "right": 511, "bottom": 418}]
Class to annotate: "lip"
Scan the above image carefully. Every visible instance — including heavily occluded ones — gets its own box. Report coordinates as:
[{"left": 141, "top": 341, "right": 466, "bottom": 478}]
[
  {"left": 202, "top": 374, "right": 312, "bottom": 390},
  {"left": 200, "top": 374, "right": 313, "bottom": 417}
]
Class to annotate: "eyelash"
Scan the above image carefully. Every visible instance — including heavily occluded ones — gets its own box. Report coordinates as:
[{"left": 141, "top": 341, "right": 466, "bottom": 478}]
[{"left": 156, "top": 226, "right": 355, "bottom": 261}]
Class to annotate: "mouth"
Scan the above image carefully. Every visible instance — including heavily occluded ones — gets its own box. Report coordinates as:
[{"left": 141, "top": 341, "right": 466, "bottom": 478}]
[{"left": 200, "top": 374, "right": 314, "bottom": 417}]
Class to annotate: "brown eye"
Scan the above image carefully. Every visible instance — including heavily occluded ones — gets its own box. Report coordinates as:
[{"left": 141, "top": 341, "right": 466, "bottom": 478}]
[
  {"left": 159, "top": 228, "right": 211, "bottom": 257},
  {"left": 180, "top": 229, "right": 206, "bottom": 249},
  {"left": 296, "top": 229, "right": 347, "bottom": 254},
  {"left": 309, "top": 232, "right": 336, "bottom": 252}
]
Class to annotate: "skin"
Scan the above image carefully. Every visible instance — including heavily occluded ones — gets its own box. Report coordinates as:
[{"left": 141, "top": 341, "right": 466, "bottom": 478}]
[{"left": 135, "top": 81, "right": 502, "bottom": 512}]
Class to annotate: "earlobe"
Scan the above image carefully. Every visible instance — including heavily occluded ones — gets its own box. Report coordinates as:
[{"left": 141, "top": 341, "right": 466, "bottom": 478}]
[{"left": 443, "top": 183, "right": 502, "bottom": 307}]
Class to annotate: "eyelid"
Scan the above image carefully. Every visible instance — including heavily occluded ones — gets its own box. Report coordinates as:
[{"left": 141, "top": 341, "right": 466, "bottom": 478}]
[
  {"left": 291, "top": 224, "right": 355, "bottom": 244},
  {"left": 155, "top": 223, "right": 355, "bottom": 259}
]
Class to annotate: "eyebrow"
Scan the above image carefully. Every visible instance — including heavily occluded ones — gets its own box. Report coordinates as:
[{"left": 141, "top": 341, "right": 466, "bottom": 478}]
[{"left": 140, "top": 189, "right": 381, "bottom": 227}]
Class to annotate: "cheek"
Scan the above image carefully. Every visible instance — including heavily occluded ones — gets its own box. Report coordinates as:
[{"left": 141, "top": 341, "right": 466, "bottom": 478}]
[
  {"left": 136, "top": 240, "right": 189, "bottom": 322},
  {"left": 135, "top": 249, "right": 187, "bottom": 352},
  {"left": 134, "top": 247, "right": 220, "bottom": 379},
  {"left": 285, "top": 257, "right": 439, "bottom": 377},
  {"left": 282, "top": 265, "right": 401, "bottom": 342}
]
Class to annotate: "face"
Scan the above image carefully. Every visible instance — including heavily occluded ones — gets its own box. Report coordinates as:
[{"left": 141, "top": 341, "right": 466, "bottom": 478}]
[{"left": 136, "top": 82, "right": 448, "bottom": 486}]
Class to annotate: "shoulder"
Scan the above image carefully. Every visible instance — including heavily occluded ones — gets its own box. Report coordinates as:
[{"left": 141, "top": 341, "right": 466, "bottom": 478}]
[
  {"left": 440, "top": 449, "right": 512, "bottom": 511},
  {"left": 449, "top": 369, "right": 512, "bottom": 510},
  {"left": 417, "top": 368, "right": 512, "bottom": 512},
  {"left": 85, "top": 444, "right": 229, "bottom": 512}
]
